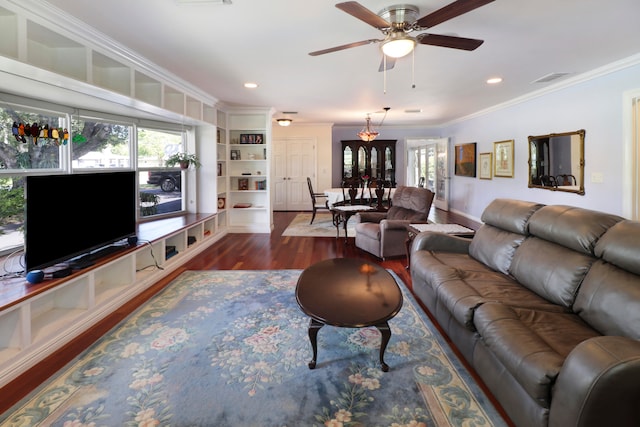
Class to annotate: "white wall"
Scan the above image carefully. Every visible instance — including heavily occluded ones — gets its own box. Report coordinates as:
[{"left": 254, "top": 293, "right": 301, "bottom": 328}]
[{"left": 443, "top": 62, "right": 640, "bottom": 220}]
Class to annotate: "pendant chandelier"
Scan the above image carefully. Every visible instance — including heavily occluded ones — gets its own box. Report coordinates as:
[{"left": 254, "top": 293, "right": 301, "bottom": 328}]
[
  {"left": 357, "top": 107, "right": 390, "bottom": 142},
  {"left": 357, "top": 115, "right": 379, "bottom": 142}
]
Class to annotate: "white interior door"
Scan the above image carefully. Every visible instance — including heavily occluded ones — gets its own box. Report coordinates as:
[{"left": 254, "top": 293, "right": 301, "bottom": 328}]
[
  {"left": 406, "top": 137, "right": 449, "bottom": 210},
  {"left": 272, "top": 138, "right": 317, "bottom": 211}
]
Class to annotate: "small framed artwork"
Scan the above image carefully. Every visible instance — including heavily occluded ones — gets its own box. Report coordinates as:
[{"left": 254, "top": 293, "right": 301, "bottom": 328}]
[
  {"left": 478, "top": 152, "right": 493, "bottom": 179},
  {"left": 238, "top": 178, "right": 249, "bottom": 190},
  {"left": 454, "top": 142, "right": 477, "bottom": 177},
  {"left": 494, "top": 139, "right": 515, "bottom": 178},
  {"left": 239, "top": 134, "right": 264, "bottom": 144},
  {"left": 230, "top": 149, "right": 241, "bottom": 160}
]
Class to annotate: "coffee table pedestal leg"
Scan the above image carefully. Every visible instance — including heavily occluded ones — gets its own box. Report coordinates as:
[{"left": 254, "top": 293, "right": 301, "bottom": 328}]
[
  {"left": 307, "top": 319, "right": 324, "bottom": 369},
  {"left": 376, "top": 322, "right": 391, "bottom": 372}
]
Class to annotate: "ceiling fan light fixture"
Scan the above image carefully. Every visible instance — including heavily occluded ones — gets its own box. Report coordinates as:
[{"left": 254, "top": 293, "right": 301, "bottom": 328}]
[
  {"left": 357, "top": 115, "right": 379, "bottom": 142},
  {"left": 381, "top": 34, "right": 416, "bottom": 58},
  {"left": 276, "top": 118, "right": 293, "bottom": 127}
]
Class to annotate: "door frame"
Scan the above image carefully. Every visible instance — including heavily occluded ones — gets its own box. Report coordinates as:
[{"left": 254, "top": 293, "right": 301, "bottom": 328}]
[{"left": 623, "top": 88, "right": 640, "bottom": 220}]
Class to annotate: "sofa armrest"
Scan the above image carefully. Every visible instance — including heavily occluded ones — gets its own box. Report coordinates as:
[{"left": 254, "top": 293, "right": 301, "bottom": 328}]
[
  {"left": 355, "top": 212, "right": 387, "bottom": 223},
  {"left": 411, "top": 231, "right": 471, "bottom": 254},
  {"left": 549, "top": 336, "right": 640, "bottom": 427},
  {"left": 380, "top": 219, "right": 410, "bottom": 230}
]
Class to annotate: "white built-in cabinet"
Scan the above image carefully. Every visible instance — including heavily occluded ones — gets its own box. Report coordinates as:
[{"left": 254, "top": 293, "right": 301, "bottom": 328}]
[
  {"left": 0, "top": 1, "right": 218, "bottom": 124},
  {"left": 224, "top": 109, "right": 273, "bottom": 233},
  {"left": 0, "top": 1, "right": 237, "bottom": 389},
  {"left": 0, "top": 215, "right": 223, "bottom": 388}
]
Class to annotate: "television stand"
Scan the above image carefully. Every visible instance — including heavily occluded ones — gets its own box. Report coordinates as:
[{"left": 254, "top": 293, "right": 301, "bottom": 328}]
[{"left": 69, "top": 245, "right": 126, "bottom": 270}]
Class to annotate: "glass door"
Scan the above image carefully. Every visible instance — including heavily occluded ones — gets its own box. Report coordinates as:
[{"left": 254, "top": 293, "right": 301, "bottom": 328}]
[{"left": 406, "top": 137, "right": 449, "bottom": 210}]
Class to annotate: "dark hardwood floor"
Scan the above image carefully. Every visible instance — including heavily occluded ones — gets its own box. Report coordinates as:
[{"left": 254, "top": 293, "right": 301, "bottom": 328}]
[{"left": 2, "top": 209, "right": 513, "bottom": 424}]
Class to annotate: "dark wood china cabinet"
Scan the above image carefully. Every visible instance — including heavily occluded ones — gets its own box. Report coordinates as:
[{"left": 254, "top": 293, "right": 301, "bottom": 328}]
[{"left": 341, "top": 140, "right": 396, "bottom": 186}]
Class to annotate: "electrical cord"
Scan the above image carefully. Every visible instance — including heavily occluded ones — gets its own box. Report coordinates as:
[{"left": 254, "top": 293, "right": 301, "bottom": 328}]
[{"left": 135, "top": 239, "right": 164, "bottom": 272}]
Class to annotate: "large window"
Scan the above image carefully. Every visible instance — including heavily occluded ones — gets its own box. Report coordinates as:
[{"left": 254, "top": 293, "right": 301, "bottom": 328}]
[
  {"left": 137, "top": 128, "right": 185, "bottom": 218},
  {"left": 70, "top": 116, "right": 131, "bottom": 169},
  {"left": 0, "top": 98, "right": 189, "bottom": 263},
  {"left": 0, "top": 103, "right": 66, "bottom": 170}
]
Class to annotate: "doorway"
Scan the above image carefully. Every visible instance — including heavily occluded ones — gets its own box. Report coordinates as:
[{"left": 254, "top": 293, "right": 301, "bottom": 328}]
[
  {"left": 272, "top": 138, "right": 317, "bottom": 211},
  {"left": 406, "top": 137, "right": 449, "bottom": 210}
]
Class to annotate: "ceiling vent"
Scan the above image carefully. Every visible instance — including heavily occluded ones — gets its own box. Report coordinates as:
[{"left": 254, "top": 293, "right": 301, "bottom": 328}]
[
  {"left": 532, "top": 72, "right": 571, "bottom": 84},
  {"left": 176, "top": 0, "right": 231, "bottom": 4}
]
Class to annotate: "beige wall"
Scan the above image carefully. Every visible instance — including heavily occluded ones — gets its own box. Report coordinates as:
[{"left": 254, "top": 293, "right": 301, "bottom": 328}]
[{"left": 272, "top": 123, "right": 334, "bottom": 192}]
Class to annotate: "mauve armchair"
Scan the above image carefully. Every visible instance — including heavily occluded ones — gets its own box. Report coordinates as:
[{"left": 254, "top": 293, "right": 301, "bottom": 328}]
[{"left": 354, "top": 186, "right": 435, "bottom": 259}]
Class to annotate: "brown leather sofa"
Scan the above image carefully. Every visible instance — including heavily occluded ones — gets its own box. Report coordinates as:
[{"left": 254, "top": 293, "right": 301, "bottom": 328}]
[
  {"left": 354, "top": 186, "right": 434, "bottom": 259},
  {"left": 410, "top": 198, "right": 640, "bottom": 427}
]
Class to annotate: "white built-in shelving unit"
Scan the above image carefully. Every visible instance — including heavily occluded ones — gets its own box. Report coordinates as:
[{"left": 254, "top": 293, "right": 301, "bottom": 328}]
[
  {"left": 0, "top": 1, "right": 217, "bottom": 124},
  {"left": 225, "top": 109, "right": 273, "bottom": 233},
  {"left": 0, "top": 214, "right": 223, "bottom": 388},
  {"left": 0, "top": 0, "right": 239, "bottom": 388}
]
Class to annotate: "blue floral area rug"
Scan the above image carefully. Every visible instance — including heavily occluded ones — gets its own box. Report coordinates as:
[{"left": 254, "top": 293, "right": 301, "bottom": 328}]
[{"left": 1, "top": 270, "right": 507, "bottom": 427}]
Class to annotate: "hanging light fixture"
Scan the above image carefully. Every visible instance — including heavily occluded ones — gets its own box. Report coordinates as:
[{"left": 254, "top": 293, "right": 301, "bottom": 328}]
[
  {"left": 381, "top": 32, "right": 416, "bottom": 58},
  {"left": 357, "top": 115, "right": 379, "bottom": 142},
  {"left": 357, "top": 108, "right": 390, "bottom": 142}
]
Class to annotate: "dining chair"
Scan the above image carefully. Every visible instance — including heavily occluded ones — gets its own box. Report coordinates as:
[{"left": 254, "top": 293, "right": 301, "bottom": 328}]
[
  {"left": 307, "top": 177, "right": 329, "bottom": 224},
  {"left": 341, "top": 177, "right": 364, "bottom": 205}
]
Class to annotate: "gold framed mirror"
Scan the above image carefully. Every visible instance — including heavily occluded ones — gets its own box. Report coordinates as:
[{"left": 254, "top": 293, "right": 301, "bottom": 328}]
[{"left": 528, "top": 129, "right": 585, "bottom": 195}]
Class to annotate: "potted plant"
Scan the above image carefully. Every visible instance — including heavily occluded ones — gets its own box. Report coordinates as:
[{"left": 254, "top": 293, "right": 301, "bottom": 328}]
[{"left": 165, "top": 152, "right": 201, "bottom": 169}]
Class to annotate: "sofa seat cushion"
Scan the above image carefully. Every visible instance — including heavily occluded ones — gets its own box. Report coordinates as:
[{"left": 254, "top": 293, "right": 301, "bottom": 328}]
[
  {"left": 412, "top": 251, "right": 566, "bottom": 331},
  {"left": 474, "top": 302, "right": 601, "bottom": 408}
]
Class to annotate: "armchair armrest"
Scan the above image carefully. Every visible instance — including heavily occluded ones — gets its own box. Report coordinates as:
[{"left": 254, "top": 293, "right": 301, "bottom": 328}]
[
  {"left": 549, "top": 336, "right": 640, "bottom": 427},
  {"left": 411, "top": 231, "right": 471, "bottom": 254},
  {"left": 380, "top": 219, "right": 411, "bottom": 231},
  {"left": 356, "top": 211, "right": 388, "bottom": 224}
]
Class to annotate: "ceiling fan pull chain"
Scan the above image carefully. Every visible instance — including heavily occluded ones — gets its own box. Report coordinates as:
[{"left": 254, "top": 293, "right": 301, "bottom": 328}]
[
  {"left": 412, "top": 49, "right": 416, "bottom": 89},
  {"left": 383, "top": 55, "right": 387, "bottom": 94}
]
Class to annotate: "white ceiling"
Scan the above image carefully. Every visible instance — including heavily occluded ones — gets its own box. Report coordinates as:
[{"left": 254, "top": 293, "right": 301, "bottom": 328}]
[{"left": 43, "top": 0, "right": 640, "bottom": 127}]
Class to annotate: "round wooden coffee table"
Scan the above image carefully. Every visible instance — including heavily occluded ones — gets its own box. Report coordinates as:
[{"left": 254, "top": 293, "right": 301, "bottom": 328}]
[{"left": 295, "top": 258, "right": 403, "bottom": 371}]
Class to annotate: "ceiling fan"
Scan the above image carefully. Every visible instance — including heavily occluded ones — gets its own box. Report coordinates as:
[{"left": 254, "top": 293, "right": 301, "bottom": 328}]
[{"left": 309, "top": 0, "right": 494, "bottom": 70}]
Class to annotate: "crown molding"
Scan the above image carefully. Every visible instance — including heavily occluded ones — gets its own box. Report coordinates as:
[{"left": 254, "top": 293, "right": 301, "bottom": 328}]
[{"left": 446, "top": 53, "right": 640, "bottom": 127}]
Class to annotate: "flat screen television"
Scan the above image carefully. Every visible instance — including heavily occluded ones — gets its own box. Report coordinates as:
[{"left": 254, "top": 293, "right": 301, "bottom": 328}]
[{"left": 25, "top": 171, "right": 137, "bottom": 271}]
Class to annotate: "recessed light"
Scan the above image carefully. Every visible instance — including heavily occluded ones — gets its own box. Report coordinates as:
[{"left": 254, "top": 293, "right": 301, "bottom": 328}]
[
  {"left": 486, "top": 77, "right": 503, "bottom": 84},
  {"left": 244, "top": 82, "right": 258, "bottom": 89}
]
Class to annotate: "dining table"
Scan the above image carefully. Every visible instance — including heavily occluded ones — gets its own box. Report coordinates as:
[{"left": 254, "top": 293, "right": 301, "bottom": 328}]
[
  {"left": 324, "top": 187, "right": 396, "bottom": 243},
  {"left": 323, "top": 187, "right": 396, "bottom": 208}
]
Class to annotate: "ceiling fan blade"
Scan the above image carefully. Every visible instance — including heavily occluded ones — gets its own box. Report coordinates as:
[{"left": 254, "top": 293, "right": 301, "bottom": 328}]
[
  {"left": 416, "top": 0, "right": 494, "bottom": 28},
  {"left": 378, "top": 56, "right": 396, "bottom": 72},
  {"left": 309, "top": 39, "right": 380, "bottom": 56},
  {"left": 336, "top": 1, "right": 390, "bottom": 29},
  {"left": 417, "top": 33, "right": 484, "bottom": 51}
]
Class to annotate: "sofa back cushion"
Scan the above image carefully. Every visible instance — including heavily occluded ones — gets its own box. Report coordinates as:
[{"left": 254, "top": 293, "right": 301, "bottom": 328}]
[
  {"left": 573, "top": 220, "right": 640, "bottom": 339},
  {"left": 526, "top": 205, "right": 624, "bottom": 254},
  {"left": 469, "top": 199, "right": 543, "bottom": 274},
  {"left": 387, "top": 186, "right": 434, "bottom": 221},
  {"left": 510, "top": 205, "right": 624, "bottom": 308}
]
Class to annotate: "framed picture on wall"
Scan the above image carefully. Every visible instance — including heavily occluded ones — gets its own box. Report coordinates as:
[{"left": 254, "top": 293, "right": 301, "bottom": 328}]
[
  {"left": 454, "top": 142, "right": 477, "bottom": 177},
  {"left": 478, "top": 152, "right": 493, "bottom": 179},
  {"left": 494, "top": 139, "right": 515, "bottom": 177}
]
